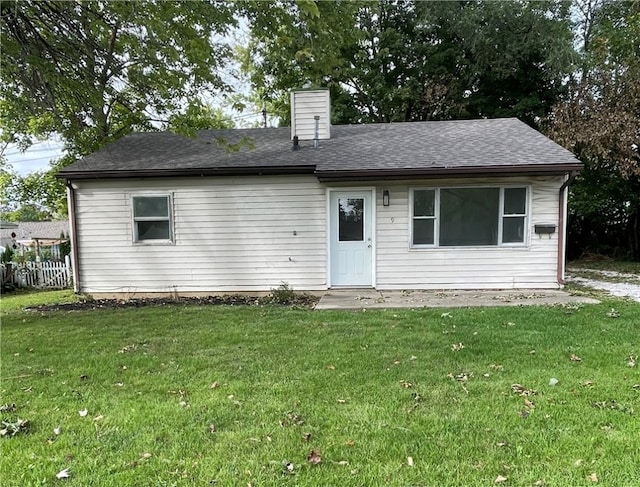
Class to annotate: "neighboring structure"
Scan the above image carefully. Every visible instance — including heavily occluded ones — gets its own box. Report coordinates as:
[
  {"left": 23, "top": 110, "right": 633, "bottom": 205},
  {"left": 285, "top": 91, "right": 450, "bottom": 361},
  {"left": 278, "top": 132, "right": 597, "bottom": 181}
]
[
  {"left": 0, "top": 221, "right": 70, "bottom": 260},
  {"left": 58, "top": 90, "right": 582, "bottom": 297}
]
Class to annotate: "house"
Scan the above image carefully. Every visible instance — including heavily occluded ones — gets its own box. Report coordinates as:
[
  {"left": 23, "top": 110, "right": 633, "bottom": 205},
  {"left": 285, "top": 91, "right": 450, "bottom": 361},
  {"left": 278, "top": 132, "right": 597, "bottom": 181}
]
[
  {"left": 57, "top": 90, "right": 582, "bottom": 297},
  {"left": 0, "top": 220, "right": 70, "bottom": 260}
]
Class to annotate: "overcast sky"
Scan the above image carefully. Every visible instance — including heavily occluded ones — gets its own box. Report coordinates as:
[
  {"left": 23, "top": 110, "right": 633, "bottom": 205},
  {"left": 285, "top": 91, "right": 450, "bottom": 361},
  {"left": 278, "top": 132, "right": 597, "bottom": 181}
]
[{"left": 4, "top": 139, "right": 66, "bottom": 176}]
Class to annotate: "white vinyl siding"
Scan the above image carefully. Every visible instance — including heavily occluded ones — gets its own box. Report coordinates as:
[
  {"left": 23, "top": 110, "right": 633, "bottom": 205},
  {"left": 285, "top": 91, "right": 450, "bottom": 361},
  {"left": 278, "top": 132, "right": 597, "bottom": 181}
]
[
  {"left": 376, "top": 176, "right": 563, "bottom": 290},
  {"left": 290, "top": 90, "right": 331, "bottom": 140},
  {"left": 73, "top": 176, "right": 326, "bottom": 293}
]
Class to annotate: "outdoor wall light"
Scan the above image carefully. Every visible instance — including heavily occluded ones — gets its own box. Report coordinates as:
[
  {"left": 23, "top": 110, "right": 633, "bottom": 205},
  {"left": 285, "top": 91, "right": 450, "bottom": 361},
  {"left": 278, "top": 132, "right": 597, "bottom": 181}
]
[{"left": 382, "top": 189, "right": 390, "bottom": 207}]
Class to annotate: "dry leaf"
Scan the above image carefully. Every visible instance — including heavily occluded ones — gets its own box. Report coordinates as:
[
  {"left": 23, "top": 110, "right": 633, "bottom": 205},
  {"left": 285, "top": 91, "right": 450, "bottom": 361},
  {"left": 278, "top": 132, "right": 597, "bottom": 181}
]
[
  {"left": 307, "top": 449, "right": 321, "bottom": 465},
  {"left": 93, "top": 415, "right": 104, "bottom": 422},
  {"left": 346, "top": 439, "right": 355, "bottom": 446},
  {"left": 302, "top": 432, "right": 311, "bottom": 442},
  {"left": 497, "top": 441, "right": 508, "bottom": 447},
  {"left": 524, "top": 398, "right": 535, "bottom": 409},
  {"left": 570, "top": 354, "right": 582, "bottom": 362},
  {"left": 327, "top": 364, "right": 336, "bottom": 370},
  {"left": 78, "top": 409, "right": 88, "bottom": 417},
  {"left": 520, "top": 409, "right": 530, "bottom": 418},
  {"left": 451, "top": 343, "right": 465, "bottom": 351},
  {"left": 210, "top": 382, "right": 219, "bottom": 389},
  {"left": 141, "top": 452, "right": 152, "bottom": 459},
  {"left": 407, "top": 456, "right": 414, "bottom": 467},
  {"left": 56, "top": 468, "right": 71, "bottom": 479},
  {"left": 495, "top": 475, "right": 508, "bottom": 483},
  {"left": 283, "top": 462, "right": 295, "bottom": 474},
  {"left": 588, "top": 472, "right": 598, "bottom": 482},
  {"left": 400, "top": 380, "right": 413, "bottom": 388},
  {"left": 337, "top": 399, "right": 346, "bottom": 404},
  {"left": 337, "top": 460, "right": 349, "bottom": 466},
  {"left": 54, "top": 427, "right": 61, "bottom": 436}
]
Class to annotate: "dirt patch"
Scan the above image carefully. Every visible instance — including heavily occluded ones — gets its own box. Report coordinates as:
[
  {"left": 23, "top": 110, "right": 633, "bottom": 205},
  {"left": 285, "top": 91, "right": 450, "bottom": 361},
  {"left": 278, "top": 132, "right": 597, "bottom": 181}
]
[{"left": 26, "top": 294, "right": 320, "bottom": 312}]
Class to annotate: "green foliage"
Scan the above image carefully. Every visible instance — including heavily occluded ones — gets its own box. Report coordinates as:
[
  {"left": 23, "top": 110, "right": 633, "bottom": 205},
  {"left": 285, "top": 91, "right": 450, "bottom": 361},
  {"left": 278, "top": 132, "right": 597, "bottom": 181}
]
[
  {"left": 547, "top": 0, "right": 640, "bottom": 259},
  {"left": 244, "top": 0, "right": 575, "bottom": 126},
  {"left": 268, "top": 281, "right": 297, "bottom": 304},
  {"left": 1, "top": 246, "right": 14, "bottom": 263}
]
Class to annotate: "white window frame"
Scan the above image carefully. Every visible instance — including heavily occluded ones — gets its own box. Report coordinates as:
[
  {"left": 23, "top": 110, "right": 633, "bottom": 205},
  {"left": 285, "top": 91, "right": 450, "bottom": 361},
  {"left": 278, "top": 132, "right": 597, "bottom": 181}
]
[
  {"left": 410, "top": 185, "right": 529, "bottom": 249},
  {"left": 131, "top": 194, "right": 174, "bottom": 245}
]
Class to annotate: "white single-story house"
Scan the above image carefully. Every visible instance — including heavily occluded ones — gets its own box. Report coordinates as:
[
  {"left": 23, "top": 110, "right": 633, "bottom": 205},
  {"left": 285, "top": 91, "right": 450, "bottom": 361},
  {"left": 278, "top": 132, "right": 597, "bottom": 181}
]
[{"left": 58, "top": 90, "right": 582, "bottom": 297}]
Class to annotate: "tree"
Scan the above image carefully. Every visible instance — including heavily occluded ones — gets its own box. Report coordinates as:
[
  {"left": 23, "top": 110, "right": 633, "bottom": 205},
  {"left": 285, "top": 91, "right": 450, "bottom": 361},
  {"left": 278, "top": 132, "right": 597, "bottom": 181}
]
[
  {"left": 546, "top": 0, "right": 640, "bottom": 259},
  {"left": 1, "top": 0, "right": 240, "bottom": 214},
  {"left": 244, "top": 0, "right": 575, "bottom": 126}
]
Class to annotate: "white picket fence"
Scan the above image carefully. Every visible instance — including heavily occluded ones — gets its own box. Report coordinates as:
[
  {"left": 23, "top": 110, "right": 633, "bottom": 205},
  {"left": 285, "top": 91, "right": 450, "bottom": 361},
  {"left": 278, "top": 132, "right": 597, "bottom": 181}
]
[{"left": 1, "top": 259, "right": 72, "bottom": 289}]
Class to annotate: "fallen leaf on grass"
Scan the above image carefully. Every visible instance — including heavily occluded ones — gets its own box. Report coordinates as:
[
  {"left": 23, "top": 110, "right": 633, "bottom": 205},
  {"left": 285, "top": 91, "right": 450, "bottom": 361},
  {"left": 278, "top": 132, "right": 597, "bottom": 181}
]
[
  {"left": 337, "top": 399, "right": 346, "bottom": 404},
  {"left": 336, "top": 460, "right": 349, "bottom": 466},
  {"left": 282, "top": 462, "right": 295, "bottom": 474},
  {"left": 582, "top": 380, "right": 594, "bottom": 387},
  {"left": 56, "top": 468, "right": 71, "bottom": 479},
  {"left": 307, "top": 449, "right": 321, "bottom": 465},
  {"left": 54, "top": 427, "right": 61, "bottom": 436},
  {"left": 451, "top": 343, "right": 465, "bottom": 351},
  {"left": 549, "top": 378, "right": 559, "bottom": 386},
  {"left": 511, "top": 384, "right": 537, "bottom": 396},
  {"left": 627, "top": 355, "right": 637, "bottom": 368},
  {"left": 588, "top": 472, "right": 598, "bottom": 482},
  {"left": 407, "top": 456, "right": 414, "bottom": 467},
  {"left": 345, "top": 439, "right": 355, "bottom": 446},
  {"left": 210, "top": 382, "right": 220, "bottom": 389},
  {"left": 570, "top": 354, "right": 582, "bottom": 362},
  {"left": 0, "top": 418, "right": 29, "bottom": 437},
  {"left": 93, "top": 415, "right": 104, "bottom": 422},
  {"left": 302, "top": 432, "right": 311, "bottom": 442},
  {"left": 327, "top": 364, "right": 336, "bottom": 370},
  {"left": 497, "top": 442, "right": 508, "bottom": 447},
  {"left": 495, "top": 474, "right": 508, "bottom": 483},
  {"left": 141, "top": 452, "right": 152, "bottom": 459},
  {"left": 78, "top": 409, "right": 88, "bottom": 417},
  {"left": 520, "top": 409, "right": 530, "bottom": 418},
  {"left": 400, "top": 380, "right": 413, "bottom": 388},
  {"left": 524, "top": 398, "right": 535, "bottom": 409}
]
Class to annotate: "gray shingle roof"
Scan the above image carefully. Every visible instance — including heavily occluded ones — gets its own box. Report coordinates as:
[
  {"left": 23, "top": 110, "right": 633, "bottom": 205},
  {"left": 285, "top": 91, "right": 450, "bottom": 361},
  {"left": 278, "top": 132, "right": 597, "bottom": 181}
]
[{"left": 58, "top": 118, "right": 581, "bottom": 180}]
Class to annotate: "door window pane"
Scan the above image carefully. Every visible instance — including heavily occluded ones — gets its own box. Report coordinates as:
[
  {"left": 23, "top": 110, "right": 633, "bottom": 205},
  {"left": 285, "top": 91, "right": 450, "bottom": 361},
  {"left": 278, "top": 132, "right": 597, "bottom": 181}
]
[
  {"left": 440, "top": 188, "right": 499, "bottom": 246},
  {"left": 338, "top": 198, "right": 364, "bottom": 241}
]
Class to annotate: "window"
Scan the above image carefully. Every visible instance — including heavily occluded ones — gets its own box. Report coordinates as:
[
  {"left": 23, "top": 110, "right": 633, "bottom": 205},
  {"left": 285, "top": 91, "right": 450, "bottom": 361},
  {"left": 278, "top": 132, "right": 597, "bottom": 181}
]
[
  {"left": 132, "top": 195, "right": 173, "bottom": 243},
  {"left": 411, "top": 187, "right": 528, "bottom": 247},
  {"left": 338, "top": 198, "right": 364, "bottom": 241}
]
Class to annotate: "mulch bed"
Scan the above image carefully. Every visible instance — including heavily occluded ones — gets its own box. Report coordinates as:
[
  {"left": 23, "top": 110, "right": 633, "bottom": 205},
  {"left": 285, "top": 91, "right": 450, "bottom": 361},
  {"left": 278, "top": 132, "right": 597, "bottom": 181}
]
[{"left": 26, "top": 294, "right": 320, "bottom": 312}]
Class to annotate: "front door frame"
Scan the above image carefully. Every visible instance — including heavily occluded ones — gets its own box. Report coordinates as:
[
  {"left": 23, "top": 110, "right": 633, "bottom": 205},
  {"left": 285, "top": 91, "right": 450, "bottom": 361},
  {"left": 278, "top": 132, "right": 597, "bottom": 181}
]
[{"left": 326, "top": 187, "right": 376, "bottom": 288}]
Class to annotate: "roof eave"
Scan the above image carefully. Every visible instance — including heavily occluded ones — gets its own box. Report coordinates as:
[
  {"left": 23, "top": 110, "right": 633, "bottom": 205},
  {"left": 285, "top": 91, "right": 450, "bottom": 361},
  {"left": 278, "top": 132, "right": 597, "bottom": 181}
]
[
  {"left": 57, "top": 165, "right": 318, "bottom": 180},
  {"left": 315, "top": 163, "right": 583, "bottom": 182}
]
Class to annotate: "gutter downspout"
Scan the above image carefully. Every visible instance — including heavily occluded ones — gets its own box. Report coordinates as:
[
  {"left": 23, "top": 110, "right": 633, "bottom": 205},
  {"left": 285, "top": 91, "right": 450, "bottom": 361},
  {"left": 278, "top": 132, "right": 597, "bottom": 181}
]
[
  {"left": 65, "top": 179, "right": 81, "bottom": 293},
  {"left": 557, "top": 171, "right": 577, "bottom": 286}
]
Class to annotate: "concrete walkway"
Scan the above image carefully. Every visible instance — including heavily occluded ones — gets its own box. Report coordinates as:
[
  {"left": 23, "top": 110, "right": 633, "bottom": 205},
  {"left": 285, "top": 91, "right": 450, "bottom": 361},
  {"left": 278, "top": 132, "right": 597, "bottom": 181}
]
[{"left": 315, "top": 289, "right": 600, "bottom": 310}]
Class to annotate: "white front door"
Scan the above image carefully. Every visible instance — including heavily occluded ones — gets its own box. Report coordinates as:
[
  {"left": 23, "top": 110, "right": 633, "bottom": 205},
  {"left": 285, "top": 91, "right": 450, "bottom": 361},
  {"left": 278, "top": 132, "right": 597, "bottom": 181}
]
[{"left": 329, "top": 190, "right": 373, "bottom": 287}]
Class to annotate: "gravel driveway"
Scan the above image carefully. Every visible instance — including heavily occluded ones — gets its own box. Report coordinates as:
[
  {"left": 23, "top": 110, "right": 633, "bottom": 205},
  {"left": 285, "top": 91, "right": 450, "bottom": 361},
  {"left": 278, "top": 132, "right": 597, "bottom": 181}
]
[{"left": 566, "top": 268, "right": 640, "bottom": 303}]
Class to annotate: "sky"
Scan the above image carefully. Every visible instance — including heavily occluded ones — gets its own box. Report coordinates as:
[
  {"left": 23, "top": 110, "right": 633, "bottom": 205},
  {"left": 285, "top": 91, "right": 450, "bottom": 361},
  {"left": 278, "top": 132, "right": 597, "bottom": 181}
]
[{"left": 4, "top": 138, "right": 66, "bottom": 176}]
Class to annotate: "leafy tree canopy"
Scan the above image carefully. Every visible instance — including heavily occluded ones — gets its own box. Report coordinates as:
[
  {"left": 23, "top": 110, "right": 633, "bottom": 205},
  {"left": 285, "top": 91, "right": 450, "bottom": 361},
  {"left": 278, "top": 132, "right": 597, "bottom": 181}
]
[{"left": 245, "top": 0, "right": 576, "bottom": 126}]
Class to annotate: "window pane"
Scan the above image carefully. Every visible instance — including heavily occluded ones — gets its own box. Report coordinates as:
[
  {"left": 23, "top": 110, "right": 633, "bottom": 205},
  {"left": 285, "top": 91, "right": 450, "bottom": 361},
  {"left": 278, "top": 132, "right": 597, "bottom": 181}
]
[
  {"left": 504, "top": 188, "right": 526, "bottom": 215},
  {"left": 414, "top": 190, "right": 435, "bottom": 217},
  {"left": 134, "top": 196, "right": 169, "bottom": 218},
  {"left": 338, "top": 198, "right": 364, "bottom": 241},
  {"left": 440, "top": 188, "right": 499, "bottom": 246},
  {"left": 413, "top": 219, "right": 434, "bottom": 245},
  {"left": 502, "top": 217, "right": 525, "bottom": 243},
  {"left": 137, "top": 221, "right": 170, "bottom": 240}
]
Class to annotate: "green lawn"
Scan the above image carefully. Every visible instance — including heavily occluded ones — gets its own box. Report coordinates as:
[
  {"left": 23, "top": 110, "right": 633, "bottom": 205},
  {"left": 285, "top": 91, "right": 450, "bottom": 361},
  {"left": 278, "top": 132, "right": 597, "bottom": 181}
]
[{"left": 1, "top": 293, "right": 639, "bottom": 486}]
